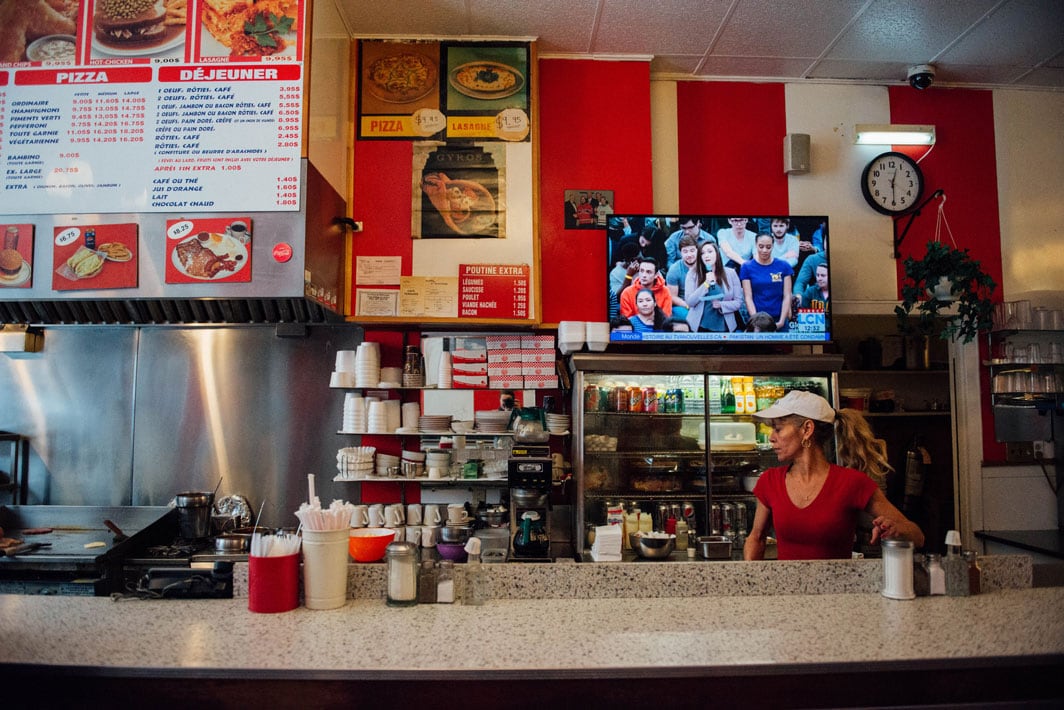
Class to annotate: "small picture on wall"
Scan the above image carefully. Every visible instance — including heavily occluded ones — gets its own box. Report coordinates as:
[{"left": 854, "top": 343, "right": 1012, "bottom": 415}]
[
  {"left": 412, "top": 142, "right": 506, "bottom": 239},
  {"left": 564, "top": 189, "right": 614, "bottom": 229}
]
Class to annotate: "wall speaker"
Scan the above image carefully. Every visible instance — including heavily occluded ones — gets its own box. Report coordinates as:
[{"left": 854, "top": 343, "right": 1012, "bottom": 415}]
[{"left": 783, "top": 133, "right": 810, "bottom": 174}]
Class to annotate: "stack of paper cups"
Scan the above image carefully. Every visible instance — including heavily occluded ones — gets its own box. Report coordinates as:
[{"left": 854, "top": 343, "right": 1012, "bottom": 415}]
[
  {"left": 384, "top": 399, "right": 402, "bottom": 433},
  {"left": 335, "top": 350, "right": 357, "bottom": 373},
  {"left": 355, "top": 342, "right": 381, "bottom": 388},
  {"left": 437, "top": 351, "right": 453, "bottom": 388},
  {"left": 401, "top": 402, "right": 421, "bottom": 431},
  {"left": 367, "top": 400, "right": 388, "bottom": 433},
  {"left": 342, "top": 393, "right": 365, "bottom": 432}
]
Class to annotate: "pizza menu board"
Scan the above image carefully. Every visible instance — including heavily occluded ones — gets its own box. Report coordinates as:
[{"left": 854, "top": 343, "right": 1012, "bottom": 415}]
[
  {"left": 0, "top": 0, "right": 306, "bottom": 215},
  {"left": 358, "top": 40, "right": 531, "bottom": 142},
  {"left": 458, "top": 263, "right": 530, "bottom": 319}
]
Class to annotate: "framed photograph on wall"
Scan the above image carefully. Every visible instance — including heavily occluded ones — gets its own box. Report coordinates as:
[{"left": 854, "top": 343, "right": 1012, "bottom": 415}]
[{"left": 412, "top": 142, "right": 506, "bottom": 239}]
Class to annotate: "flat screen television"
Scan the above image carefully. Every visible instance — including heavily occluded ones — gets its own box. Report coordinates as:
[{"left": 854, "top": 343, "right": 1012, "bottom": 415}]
[{"left": 606, "top": 214, "right": 830, "bottom": 344}]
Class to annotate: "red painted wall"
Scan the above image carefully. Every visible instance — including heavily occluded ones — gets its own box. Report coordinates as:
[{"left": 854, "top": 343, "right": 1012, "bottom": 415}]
[
  {"left": 676, "top": 82, "right": 789, "bottom": 214},
  {"left": 538, "top": 59, "right": 654, "bottom": 324},
  {"left": 888, "top": 87, "right": 1005, "bottom": 461}
]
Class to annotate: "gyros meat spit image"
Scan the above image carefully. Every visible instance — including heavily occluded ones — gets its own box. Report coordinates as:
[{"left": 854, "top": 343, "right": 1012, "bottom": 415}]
[{"left": 420, "top": 172, "right": 497, "bottom": 236}]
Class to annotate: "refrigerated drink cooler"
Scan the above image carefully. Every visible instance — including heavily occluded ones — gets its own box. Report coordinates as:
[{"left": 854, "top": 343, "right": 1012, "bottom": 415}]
[{"left": 569, "top": 353, "right": 843, "bottom": 559}]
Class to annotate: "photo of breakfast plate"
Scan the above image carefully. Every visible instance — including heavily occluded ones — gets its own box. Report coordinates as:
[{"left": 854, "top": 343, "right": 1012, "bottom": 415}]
[
  {"left": 171, "top": 232, "right": 247, "bottom": 280},
  {"left": 365, "top": 51, "right": 438, "bottom": 104},
  {"left": 449, "top": 61, "right": 524, "bottom": 100}
]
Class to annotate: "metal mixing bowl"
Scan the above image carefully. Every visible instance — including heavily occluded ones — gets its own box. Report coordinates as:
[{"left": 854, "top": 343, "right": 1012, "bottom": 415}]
[
  {"left": 629, "top": 533, "right": 675, "bottom": 559},
  {"left": 439, "top": 524, "right": 473, "bottom": 544}
]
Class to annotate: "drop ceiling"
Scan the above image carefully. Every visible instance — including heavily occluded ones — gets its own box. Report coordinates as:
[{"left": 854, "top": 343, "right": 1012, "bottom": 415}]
[{"left": 334, "top": 0, "right": 1064, "bottom": 91}]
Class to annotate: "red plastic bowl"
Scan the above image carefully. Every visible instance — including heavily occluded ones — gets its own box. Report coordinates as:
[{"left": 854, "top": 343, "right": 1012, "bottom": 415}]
[
  {"left": 435, "top": 542, "right": 468, "bottom": 562},
  {"left": 348, "top": 528, "right": 395, "bottom": 562}
]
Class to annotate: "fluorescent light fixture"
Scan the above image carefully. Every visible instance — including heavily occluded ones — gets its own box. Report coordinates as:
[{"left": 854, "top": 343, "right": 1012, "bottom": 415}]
[{"left": 854, "top": 124, "right": 935, "bottom": 145}]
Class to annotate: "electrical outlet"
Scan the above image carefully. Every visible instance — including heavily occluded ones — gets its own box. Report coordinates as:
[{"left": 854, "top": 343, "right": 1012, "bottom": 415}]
[
  {"left": 1005, "top": 441, "right": 1035, "bottom": 462},
  {"left": 1033, "top": 440, "right": 1055, "bottom": 459}
]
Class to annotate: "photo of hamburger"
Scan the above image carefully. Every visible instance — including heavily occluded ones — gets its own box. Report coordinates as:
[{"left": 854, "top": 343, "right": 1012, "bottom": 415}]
[
  {"left": 94, "top": 0, "right": 186, "bottom": 52},
  {"left": 0, "top": 248, "right": 29, "bottom": 287}
]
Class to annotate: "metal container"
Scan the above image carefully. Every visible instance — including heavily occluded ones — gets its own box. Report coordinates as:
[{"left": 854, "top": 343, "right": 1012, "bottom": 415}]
[
  {"left": 697, "top": 535, "right": 732, "bottom": 560},
  {"left": 629, "top": 533, "right": 675, "bottom": 559},
  {"left": 174, "top": 491, "right": 214, "bottom": 539}
]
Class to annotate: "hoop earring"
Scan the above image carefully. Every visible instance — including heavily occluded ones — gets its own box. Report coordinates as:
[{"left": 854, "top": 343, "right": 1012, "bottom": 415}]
[{"left": 801, "top": 438, "right": 811, "bottom": 449}]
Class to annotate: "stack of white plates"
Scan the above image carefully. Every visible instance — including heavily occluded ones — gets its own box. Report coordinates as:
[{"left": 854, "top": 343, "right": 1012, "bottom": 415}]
[
  {"left": 475, "top": 410, "right": 512, "bottom": 432},
  {"left": 375, "top": 452, "right": 400, "bottom": 477},
  {"left": 342, "top": 393, "right": 365, "bottom": 432},
  {"left": 336, "top": 446, "right": 376, "bottom": 480},
  {"left": 418, "top": 414, "right": 453, "bottom": 433},
  {"left": 584, "top": 322, "right": 610, "bottom": 352},
  {"left": 355, "top": 342, "right": 380, "bottom": 387},
  {"left": 558, "top": 321, "right": 585, "bottom": 355},
  {"left": 424, "top": 449, "right": 452, "bottom": 470},
  {"left": 545, "top": 412, "right": 570, "bottom": 434}
]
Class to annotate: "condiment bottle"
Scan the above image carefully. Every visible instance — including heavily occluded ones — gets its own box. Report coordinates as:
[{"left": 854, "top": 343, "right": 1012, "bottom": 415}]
[
  {"left": 943, "top": 530, "right": 969, "bottom": 597},
  {"left": 721, "top": 378, "right": 735, "bottom": 414},
  {"left": 674, "top": 519, "right": 689, "bottom": 551},
  {"left": 418, "top": 559, "right": 437, "bottom": 603},
  {"left": 436, "top": 560, "right": 455, "bottom": 603},
  {"left": 964, "top": 550, "right": 981, "bottom": 595},
  {"left": 385, "top": 541, "right": 420, "bottom": 607},
  {"left": 462, "top": 538, "right": 488, "bottom": 606},
  {"left": 926, "top": 553, "right": 946, "bottom": 595}
]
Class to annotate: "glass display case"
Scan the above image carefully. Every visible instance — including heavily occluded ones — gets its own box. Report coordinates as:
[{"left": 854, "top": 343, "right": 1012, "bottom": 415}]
[{"left": 569, "top": 353, "right": 842, "bottom": 559}]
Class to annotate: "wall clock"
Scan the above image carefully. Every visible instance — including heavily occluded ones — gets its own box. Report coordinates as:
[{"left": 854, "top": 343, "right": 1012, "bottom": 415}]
[{"left": 860, "top": 151, "right": 925, "bottom": 215}]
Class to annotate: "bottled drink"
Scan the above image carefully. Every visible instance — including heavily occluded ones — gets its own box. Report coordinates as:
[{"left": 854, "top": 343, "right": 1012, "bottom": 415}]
[
  {"left": 743, "top": 377, "right": 756, "bottom": 414},
  {"left": 732, "top": 377, "right": 746, "bottom": 414},
  {"left": 708, "top": 376, "right": 722, "bottom": 414},
  {"left": 721, "top": 378, "right": 735, "bottom": 414}
]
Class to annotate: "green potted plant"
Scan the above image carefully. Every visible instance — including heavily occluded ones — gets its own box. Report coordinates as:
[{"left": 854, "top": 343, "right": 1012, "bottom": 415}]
[{"left": 894, "top": 240, "right": 997, "bottom": 344}]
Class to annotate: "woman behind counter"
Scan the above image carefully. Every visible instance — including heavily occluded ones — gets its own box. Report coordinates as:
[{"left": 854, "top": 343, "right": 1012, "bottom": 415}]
[{"left": 744, "top": 390, "right": 924, "bottom": 561}]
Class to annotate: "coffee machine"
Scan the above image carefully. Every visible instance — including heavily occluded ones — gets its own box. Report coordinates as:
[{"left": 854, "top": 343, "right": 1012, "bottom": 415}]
[{"left": 507, "top": 445, "right": 552, "bottom": 561}]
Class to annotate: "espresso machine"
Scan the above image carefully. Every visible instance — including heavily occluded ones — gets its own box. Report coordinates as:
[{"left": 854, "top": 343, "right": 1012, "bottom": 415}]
[{"left": 507, "top": 445, "right": 552, "bottom": 561}]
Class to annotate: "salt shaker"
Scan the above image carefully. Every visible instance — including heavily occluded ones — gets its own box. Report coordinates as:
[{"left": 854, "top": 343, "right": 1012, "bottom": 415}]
[
  {"left": 880, "top": 538, "right": 916, "bottom": 600},
  {"left": 943, "top": 530, "right": 970, "bottom": 597},
  {"left": 926, "top": 553, "right": 946, "bottom": 595},
  {"left": 385, "top": 541, "right": 419, "bottom": 607},
  {"left": 436, "top": 560, "right": 455, "bottom": 603}
]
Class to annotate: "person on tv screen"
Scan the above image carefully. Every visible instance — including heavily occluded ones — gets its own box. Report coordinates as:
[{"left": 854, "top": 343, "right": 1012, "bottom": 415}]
[
  {"left": 794, "top": 228, "right": 828, "bottom": 295},
  {"left": 665, "top": 234, "right": 701, "bottom": 321},
  {"left": 618, "top": 257, "right": 673, "bottom": 320},
  {"left": 741, "top": 233, "right": 794, "bottom": 332},
  {"left": 665, "top": 216, "right": 714, "bottom": 266},
  {"left": 628, "top": 288, "right": 669, "bottom": 332},
  {"left": 636, "top": 223, "right": 668, "bottom": 270},
  {"left": 684, "top": 241, "right": 743, "bottom": 332},
  {"left": 770, "top": 217, "right": 800, "bottom": 267},
  {"left": 745, "top": 311, "right": 778, "bottom": 332},
  {"left": 797, "top": 262, "right": 830, "bottom": 311},
  {"left": 718, "top": 216, "right": 756, "bottom": 270}
]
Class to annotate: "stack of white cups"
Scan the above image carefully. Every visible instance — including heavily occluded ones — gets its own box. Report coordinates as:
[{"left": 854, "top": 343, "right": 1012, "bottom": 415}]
[
  {"left": 342, "top": 393, "right": 365, "bottom": 433},
  {"left": 437, "top": 351, "right": 453, "bottom": 388},
  {"left": 367, "top": 400, "right": 388, "bottom": 433},
  {"left": 401, "top": 402, "right": 421, "bottom": 432},
  {"left": 355, "top": 342, "right": 380, "bottom": 388},
  {"left": 384, "top": 399, "right": 402, "bottom": 433}
]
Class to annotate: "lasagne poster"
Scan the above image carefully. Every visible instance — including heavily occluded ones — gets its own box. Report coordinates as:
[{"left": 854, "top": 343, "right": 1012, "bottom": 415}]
[{"left": 165, "top": 217, "right": 252, "bottom": 284}]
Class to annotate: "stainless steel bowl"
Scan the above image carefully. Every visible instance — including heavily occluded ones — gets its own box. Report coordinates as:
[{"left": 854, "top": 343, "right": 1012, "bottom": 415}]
[
  {"left": 214, "top": 533, "right": 249, "bottom": 552},
  {"left": 629, "top": 533, "right": 675, "bottom": 559},
  {"left": 438, "top": 524, "right": 473, "bottom": 544},
  {"left": 510, "top": 488, "right": 549, "bottom": 507}
]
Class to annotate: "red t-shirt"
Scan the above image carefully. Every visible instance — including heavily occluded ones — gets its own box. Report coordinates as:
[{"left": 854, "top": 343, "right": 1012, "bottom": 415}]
[{"left": 752, "top": 464, "right": 877, "bottom": 560}]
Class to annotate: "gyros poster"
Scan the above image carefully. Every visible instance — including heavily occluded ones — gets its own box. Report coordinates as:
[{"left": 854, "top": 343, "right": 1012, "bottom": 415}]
[
  {"left": 52, "top": 223, "right": 138, "bottom": 291},
  {"left": 412, "top": 142, "right": 506, "bottom": 240},
  {"left": 164, "top": 216, "right": 252, "bottom": 284}
]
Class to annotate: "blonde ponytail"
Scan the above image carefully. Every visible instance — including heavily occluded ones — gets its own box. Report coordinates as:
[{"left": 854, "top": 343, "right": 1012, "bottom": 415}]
[{"left": 833, "top": 408, "right": 892, "bottom": 489}]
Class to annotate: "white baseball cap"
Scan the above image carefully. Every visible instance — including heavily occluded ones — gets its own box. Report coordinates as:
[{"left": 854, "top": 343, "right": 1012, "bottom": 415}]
[{"left": 752, "top": 390, "right": 835, "bottom": 423}]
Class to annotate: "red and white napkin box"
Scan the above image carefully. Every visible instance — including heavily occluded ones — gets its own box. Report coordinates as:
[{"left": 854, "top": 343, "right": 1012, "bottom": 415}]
[
  {"left": 452, "top": 348, "right": 487, "bottom": 364},
  {"left": 522, "top": 363, "right": 555, "bottom": 377},
  {"left": 521, "top": 349, "right": 554, "bottom": 364},
  {"left": 487, "top": 348, "right": 523, "bottom": 363},
  {"left": 524, "top": 375, "right": 559, "bottom": 388},
  {"left": 486, "top": 335, "right": 523, "bottom": 350},
  {"left": 452, "top": 363, "right": 488, "bottom": 377},
  {"left": 489, "top": 376, "right": 524, "bottom": 389},
  {"left": 452, "top": 374, "right": 488, "bottom": 389},
  {"left": 488, "top": 364, "right": 523, "bottom": 378},
  {"left": 521, "top": 335, "right": 556, "bottom": 349}
]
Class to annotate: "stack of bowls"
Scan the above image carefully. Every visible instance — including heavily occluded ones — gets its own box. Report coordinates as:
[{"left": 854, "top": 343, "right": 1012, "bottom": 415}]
[
  {"left": 475, "top": 410, "right": 512, "bottom": 432},
  {"left": 545, "top": 412, "right": 570, "bottom": 434},
  {"left": 584, "top": 322, "right": 610, "bottom": 351},
  {"left": 557, "top": 321, "right": 585, "bottom": 354},
  {"left": 425, "top": 449, "right": 452, "bottom": 478},
  {"left": 375, "top": 452, "right": 399, "bottom": 477}
]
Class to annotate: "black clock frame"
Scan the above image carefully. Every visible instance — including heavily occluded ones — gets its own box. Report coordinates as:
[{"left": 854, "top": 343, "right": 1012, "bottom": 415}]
[{"left": 861, "top": 151, "right": 925, "bottom": 216}]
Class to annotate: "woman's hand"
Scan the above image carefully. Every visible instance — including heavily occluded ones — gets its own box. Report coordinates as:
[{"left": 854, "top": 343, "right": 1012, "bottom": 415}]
[{"left": 870, "top": 515, "right": 899, "bottom": 543}]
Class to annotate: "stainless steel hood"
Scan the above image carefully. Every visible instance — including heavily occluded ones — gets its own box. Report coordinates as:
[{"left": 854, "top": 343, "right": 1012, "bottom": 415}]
[{"left": 0, "top": 159, "right": 348, "bottom": 325}]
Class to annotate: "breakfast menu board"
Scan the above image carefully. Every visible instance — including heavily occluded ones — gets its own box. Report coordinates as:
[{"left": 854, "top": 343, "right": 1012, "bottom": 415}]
[{"left": 0, "top": 0, "right": 306, "bottom": 215}]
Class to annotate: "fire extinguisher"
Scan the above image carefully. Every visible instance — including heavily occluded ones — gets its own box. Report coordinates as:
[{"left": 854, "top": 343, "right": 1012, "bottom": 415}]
[{"left": 903, "top": 436, "right": 930, "bottom": 514}]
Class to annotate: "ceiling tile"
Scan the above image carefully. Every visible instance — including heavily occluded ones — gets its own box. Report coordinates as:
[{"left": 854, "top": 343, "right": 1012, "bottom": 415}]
[
  {"left": 695, "top": 56, "right": 821, "bottom": 79},
  {"left": 650, "top": 55, "right": 704, "bottom": 74},
  {"left": 466, "top": 0, "right": 600, "bottom": 53},
  {"left": 594, "top": 0, "right": 732, "bottom": 56},
  {"left": 808, "top": 59, "right": 908, "bottom": 82},
  {"left": 341, "top": 0, "right": 470, "bottom": 37},
  {"left": 712, "top": 0, "right": 865, "bottom": 57},
  {"left": 937, "top": 0, "right": 1064, "bottom": 67}
]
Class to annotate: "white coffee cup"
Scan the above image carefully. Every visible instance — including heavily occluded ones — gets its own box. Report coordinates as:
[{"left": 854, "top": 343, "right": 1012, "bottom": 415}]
[
  {"left": 385, "top": 504, "right": 405, "bottom": 527},
  {"left": 406, "top": 504, "right": 423, "bottom": 526},
  {"left": 447, "top": 504, "right": 469, "bottom": 524},
  {"left": 421, "top": 525, "right": 439, "bottom": 548},
  {"left": 428, "top": 467, "right": 443, "bottom": 479},
  {"left": 422, "top": 504, "right": 442, "bottom": 525},
  {"left": 227, "top": 221, "right": 250, "bottom": 243},
  {"left": 350, "top": 504, "right": 369, "bottom": 528},
  {"left": 368, "top": 503, "right": 386, "bottom": 528},
  {"left": 405, "top": 525, "right": 422, "bottom": 545}
]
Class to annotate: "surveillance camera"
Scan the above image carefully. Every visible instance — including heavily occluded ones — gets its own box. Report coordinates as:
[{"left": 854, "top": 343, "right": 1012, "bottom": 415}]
[{"left": 907, "top": 64, "right": 936, "bottom": 90}]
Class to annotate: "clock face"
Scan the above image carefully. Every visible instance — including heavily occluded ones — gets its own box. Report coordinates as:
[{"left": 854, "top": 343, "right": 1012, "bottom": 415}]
[{"left": 861, "top": 151, "right": 925, "bottom": 215}]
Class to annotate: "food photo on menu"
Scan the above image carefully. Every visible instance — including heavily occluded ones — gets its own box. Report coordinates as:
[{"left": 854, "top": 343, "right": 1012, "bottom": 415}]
[
  {"left": 51, "top": 223, "right": 138, "bottom": 291},
  {"left": 199, "top": 0, "right": 301, "bottom": 59},
  {"left": 164, "top": 217, "right": 252, "bottom": 284},
  {"left": 0, "top": 225, "right": 35, "bottom": 290},
  {"left": 90, "top": 0, "right": 189, "bottom": 60},
  {"left": 0, "top": 0, "right": 79, "bottom": 65}
]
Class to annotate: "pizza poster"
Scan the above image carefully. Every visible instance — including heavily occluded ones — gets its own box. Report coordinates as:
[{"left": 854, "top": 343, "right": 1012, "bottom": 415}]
[
  {"left": 51, "top": 223, "right": 138, "bottom": 291},
  {"left": 458, "top": 264, "right": 530, "bottom": 319},
  {"left": 0, "top": 224, "right": 35, "bottom": 289},
  {"left": 358, "top": 40, "right": 530, "bottom": 142},
  {"left": 164, "top": 217, "right": 252, "bottom": 284}
]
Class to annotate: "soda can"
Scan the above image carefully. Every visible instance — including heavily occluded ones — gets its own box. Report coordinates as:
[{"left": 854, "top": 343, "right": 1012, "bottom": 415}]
[
  {"left": 720, "top": 503, "right": 735, "bottom": 540},
  {"left": 643, "top": 386, "right": 657, "bottom": 412},
  {"left": 711, "top": 503, "right": 721, "bottom": 535},
  {"left": 584, "top": 385, "right": 600, "bottom": 411},
  {"left": 614, "top": 386, "right": 629, "bottom": 412}
]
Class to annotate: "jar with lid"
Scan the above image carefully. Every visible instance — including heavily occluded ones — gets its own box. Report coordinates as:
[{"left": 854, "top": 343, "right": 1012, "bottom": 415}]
[
  {"left": 912, "top": 553, "right": 930, "bottom": 596},
  {"left": 926, "top": 553, "right": 946, "bottom": 595},
  {"left": 385, "top": 541, "right": 420, "bottom": 607},
  {"left": 436, "top": 560, "right": 455, "bottom": 603},
  {"left": 418, "top": 559, "right": 437, "bottom": 603},
  {"left": 880, "top": 538, "right": 916, "bottom": 600}
]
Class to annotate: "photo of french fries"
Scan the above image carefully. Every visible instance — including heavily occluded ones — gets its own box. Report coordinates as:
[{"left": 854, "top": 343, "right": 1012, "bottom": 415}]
[
  {"left": 164, "top": 0, "right": 186, "bottom": 26},
  {"left": 98, "top": 243, "right": 133, "bottom": 262}
]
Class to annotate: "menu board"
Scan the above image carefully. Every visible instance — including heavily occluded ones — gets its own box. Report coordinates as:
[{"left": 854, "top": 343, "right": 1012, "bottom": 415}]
[
  {"left": 458, "top": 263, "right": 529, "bottom": 319},
  {"left": 0, "top": 0, "right": 306, "bottom": 215}
]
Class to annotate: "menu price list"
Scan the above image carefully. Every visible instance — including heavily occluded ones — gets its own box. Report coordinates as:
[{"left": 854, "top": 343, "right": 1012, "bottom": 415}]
[
  {"left": 1, "top": 65, "right": 304, "bottom": 215},
  {"left": 459, "top": 264, "right": 530, "bottom": 320}
]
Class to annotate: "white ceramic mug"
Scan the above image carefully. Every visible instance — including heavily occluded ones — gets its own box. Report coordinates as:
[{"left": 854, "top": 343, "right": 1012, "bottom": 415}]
[
  {"left": 447, "top": 504, "right": 469, "bottom": 524},
  {"left": 405, "top": 525, "right": 422, "bottom": 545},
  {"left": 420, "top": 525, "right": 439, "bottom": 548},
  {"left": 385, "top": 504, "right": 405, "bottom": 527},
  {"left": 406, "top": 504, "right": 423, "bottom": 525},
  {"left": 350, "top": 505, "right": 369, "bottom": 528},
  {"left": 422, "top": 504, "right": 442, "bottom": 525},
  {"left": 368, "top": 503, "right": 386, "bottom": 528}
]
